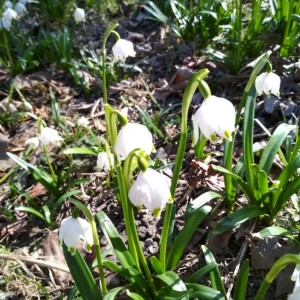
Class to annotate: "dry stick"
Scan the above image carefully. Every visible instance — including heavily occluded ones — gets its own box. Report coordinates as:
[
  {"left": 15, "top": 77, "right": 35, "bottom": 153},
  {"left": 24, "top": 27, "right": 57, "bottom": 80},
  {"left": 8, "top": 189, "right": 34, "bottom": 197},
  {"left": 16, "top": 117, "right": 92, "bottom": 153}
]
[
  {"left": 226, "top": 219, "right": 258, "bottom": 299},
  {"left": 0, "top": 254, "right": 69, "bottom": 273}
]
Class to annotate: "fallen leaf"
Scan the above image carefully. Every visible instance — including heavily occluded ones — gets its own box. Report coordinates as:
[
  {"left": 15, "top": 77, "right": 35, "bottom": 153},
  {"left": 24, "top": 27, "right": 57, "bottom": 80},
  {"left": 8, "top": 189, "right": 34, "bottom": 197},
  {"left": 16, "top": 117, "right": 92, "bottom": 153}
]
[{"left": 28, "top": 182, "right": 48, "bottom": 198}]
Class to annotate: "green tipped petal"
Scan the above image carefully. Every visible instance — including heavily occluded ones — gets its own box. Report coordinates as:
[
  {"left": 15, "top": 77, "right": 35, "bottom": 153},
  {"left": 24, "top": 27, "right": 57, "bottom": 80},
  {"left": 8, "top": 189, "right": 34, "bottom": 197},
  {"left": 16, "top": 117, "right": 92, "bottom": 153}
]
[
  {"left": 224, "top": 129, "right": 232, "bottom": 141},
  {"left": 210, "top": 134, "right": 217, "bottom": 143}
]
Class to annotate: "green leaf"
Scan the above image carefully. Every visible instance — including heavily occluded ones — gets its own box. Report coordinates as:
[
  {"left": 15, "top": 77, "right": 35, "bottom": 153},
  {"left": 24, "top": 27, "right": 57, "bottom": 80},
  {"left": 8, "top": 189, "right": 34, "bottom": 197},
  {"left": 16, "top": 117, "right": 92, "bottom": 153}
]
[
  {"left": 156, "top": 271, "right": 187, "bottom": 292},
  {"left": 62, "top": 244, "right": 101, "bottom": 300},
  {"left": 243, "top": 85, "right": 256, "bottom": 190},
  {"left": 211, "top": 206, "right": 266, "bottom": 237},
  {"left": 185, "top": 283, "right": 223, "bottom": 299},
  {"left": 186, "top": 263, "right": 218, "bottom": 283},
  {"left": 259, "top": 123, "right": 295, "bottom": 173},
  {"left": 15, "top": 206, "right": 47, "bottom": 223},
  {"left": 201, "top": 246, "right": 226, "bottom": 299},
  {"left": 233, "top": 259, "right": 249, "bottom": 300},
  {"left": 212, "top": 165, "right": 256, "bottom": 203},
  {"left": 253, "top": 226, "right": 297, "bottom": 243},
  {"left": 185, "top": 192, "right": 221, "bottom": 220},
  {"left": 167, "top": 206, "right": 211, "bottom": 270},
  {"left": 54, "top": 190, "right": 81, "bottom": 209},
  {"left": 63, "top": 147, "right": 98, "bottom": 155},
  {"left": 149, "top": 256, "right": 164, "bottom": 275},
  {"left": 103, "top": 286, "right": 126, "bottom": 300},
  {"left": 127, "top": 292, "right": 144, "bottom": 300},
  {"left": 96, "top": 211, "right": 137, "bottom": 269}
]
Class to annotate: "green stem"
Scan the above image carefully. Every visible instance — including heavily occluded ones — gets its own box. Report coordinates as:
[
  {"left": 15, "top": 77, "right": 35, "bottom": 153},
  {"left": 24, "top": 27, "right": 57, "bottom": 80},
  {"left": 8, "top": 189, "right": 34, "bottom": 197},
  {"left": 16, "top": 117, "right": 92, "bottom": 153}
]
[
  {"left": 102, "top": 23, "right": 120, "bottom": 105},
  {"left": 254, "top": 254, "right": 300, "bottom": 300},
  {"left": 70, "top": 199, "right": 107, "bottom": 296},
  {"left": 2, "top": 30, "right": 13, "bottom": 68},
  {"left": 160, "top": 69, "right": 209, "bottom": 271},
  {"left": 43, "top": 145, "right": 57, "bottom": 183},
  {"left": 195, "top": 134, "right": 207, "bottom": 159},
  {"left": 122, "top": 150, "right": 157, "bottom": 296},
  {"left": 115, "top": 164, "right": 139, "bottom": 268}
]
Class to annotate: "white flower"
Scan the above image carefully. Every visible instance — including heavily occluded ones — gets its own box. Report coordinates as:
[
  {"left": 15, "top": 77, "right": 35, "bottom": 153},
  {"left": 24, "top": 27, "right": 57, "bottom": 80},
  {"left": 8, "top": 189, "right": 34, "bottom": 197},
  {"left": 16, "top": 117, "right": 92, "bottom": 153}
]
[
  {"left": 58, "top": 216, "right": 93, "bottom": 255},
  {"left": 288, "top": 265, "right": 300, "bottom": 300},
  {"left": 25, "top": 137, "right": 40, "bottom": 149},
  {"left": 192, "top": 95, "right": 236, "bottom": 145},
  {"left": 19, "top": 0, "right": 27, "bottom": 4},
  {"left": 14, "top": 2, "right": 27, "bottom": 14},
  {"left": 1, "top": 17, "right": 12, "bottom": 30},
  {"left": 40, "top": 127, "right": 63, "bottom": 146},
  {"left": 77, "top": 116, "right": 89, "bottom": 127},
  {"left": 74, "top": 7, "right": 85, "bottom": 23},
  {"left": 128, "top": 168, "right": 171, "bottom": 217},
  {"left": 97, "top": 152, "right": 114, "bottom": 171},
  {"left": 114, "top": 123, "right": 153, "bottom": 160},
  {"left": 112, "top": 39, "right": 136, "bottom": 61},
  {"left": 4, "top": 1, "right": 13, "bottom": 9},
  {"left": 3, "top": 8, "right": 17, "bottom": 20},
  {"left": 255, "top": 72, "right": 281, "bottom": 96}
]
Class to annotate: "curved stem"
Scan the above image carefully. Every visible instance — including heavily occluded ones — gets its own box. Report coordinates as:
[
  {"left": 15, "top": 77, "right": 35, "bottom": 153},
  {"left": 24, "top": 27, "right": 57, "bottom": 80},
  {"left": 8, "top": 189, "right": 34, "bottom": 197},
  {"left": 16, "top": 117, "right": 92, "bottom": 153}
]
[
  {"left": 70, "top": 199, "right": 107, "bottom": 296},
  {"left": 160, "top": 69, "right": 210, "bottom": 271},
  {"left": 43, "top": 145, "right": 57, "bottom": 183}
]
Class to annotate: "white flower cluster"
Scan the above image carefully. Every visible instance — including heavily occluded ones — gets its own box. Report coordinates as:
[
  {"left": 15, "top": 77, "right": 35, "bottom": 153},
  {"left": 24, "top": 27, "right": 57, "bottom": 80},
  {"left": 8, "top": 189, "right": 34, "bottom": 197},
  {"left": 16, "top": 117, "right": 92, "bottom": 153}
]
[{"left": 1, "top": 0, "right": 29, "bottom": 31}]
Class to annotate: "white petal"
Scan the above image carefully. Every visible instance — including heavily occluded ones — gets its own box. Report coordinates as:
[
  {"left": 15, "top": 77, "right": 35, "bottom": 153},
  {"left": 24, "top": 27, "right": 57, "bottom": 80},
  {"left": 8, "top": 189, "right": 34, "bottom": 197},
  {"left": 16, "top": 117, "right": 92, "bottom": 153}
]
[
  {"left": 255, "top": 72, "right": 266, "bottom": 95},
  {"left": 97, "top": 152, "right": 114, "bottom": 171},
  {"left": 15, "top": 2, "right": 26, "bottom": 14},
  {"left": 128, "top": 168, "right": 171, "bottom": 213},
  {"left": 112, "top": 39, "right": 136, "bottom": 61},
  {"left": 114, "top": 123, "right": 153, "bottom": 160},
  {"left": 74, "top": 7, "right": 85, "bottom": 23},
  {"left": 264, "top": 72, "right": 281, "bottom": 95},
  {"left": 40, "top": 127, "right": 63, "bottom": 146}
]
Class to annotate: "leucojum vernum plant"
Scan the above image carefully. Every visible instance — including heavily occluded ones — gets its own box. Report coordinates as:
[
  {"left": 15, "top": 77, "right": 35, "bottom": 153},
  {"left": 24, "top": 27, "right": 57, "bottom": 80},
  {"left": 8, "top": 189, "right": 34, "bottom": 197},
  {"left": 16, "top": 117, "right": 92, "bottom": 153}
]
[
  {"left": 49, "top": 24, "right": 300, "bottom": 299},
  {"left": 7, "top": 21, "right": 300, "bottom": 299}
]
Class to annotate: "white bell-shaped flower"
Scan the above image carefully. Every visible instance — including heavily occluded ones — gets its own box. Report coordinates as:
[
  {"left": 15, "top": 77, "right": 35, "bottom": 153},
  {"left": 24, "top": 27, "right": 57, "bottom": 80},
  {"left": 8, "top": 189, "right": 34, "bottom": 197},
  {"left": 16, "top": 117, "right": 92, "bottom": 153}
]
[
  {"left": 40, "top": 127, "right": 63, "bottom": 146},
  {"left": 74, "top": 7, "right": 85, "bottom": 23},
  {"left": 14, "top": 2, "right": 27, "bottom": 14},
  {"left": 112, "top": 39, "right": 136, "bottom": 61},
  {"left": 97, "top": 152, "right": 114, "bottom": 171},
  {"left": 114, "top": 123, "right": 153, "bottom": 160},
  {"left": 59, "top": 216, "right": 93, "bottom": 255},
  {"left": 77, "top": 116, "right": 89, "bottom": 127},
  {"left": 4, "top": 1, "right": 13, "bottom": 9},
  {"left": 3, "top": 8, "right": 17, "bottom": 20},
  {"left": 255, "top": 72, "right": 281, "bottom": 96},
  {"left": 1, "top": 17, "right": 12, "bottom": 30},
  {"left": 25, "top": 137, "right": 40, "bottom": 149},
  {"left": 192, "top": 95, "right": 235, "bottom": 145},
  {"left": 128, "top": 168, "right": 171, "bottom": 217}
]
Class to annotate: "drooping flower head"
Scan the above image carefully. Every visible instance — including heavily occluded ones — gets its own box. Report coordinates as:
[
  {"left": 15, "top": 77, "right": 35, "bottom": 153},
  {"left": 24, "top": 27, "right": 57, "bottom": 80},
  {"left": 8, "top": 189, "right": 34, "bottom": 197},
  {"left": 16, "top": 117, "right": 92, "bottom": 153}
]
[
  {"left": 4, "top": 1, "right": 13, "bottom": 9},
  {"left": 40, "top": 127, "right": 63, "bottom": 146},
  {"left": 114, "top": 123, "right": 154, "bottom": 160},
  {"left": 73, "top": 7, "right": 85, "bottom": 23},
  {"left": 25, "top": 137, "right": 40, "bottom": 149},
  {"left": 128, "top": 168, "right": 171, "bottom": 217},
  {"left": 1, "top": 8, "right": 17, "bottom": 30},
  {"left": 112, "top": 39, "right": 136, "bottom": 61},
  {"left": 14, "top": 2, "right": 27, "bottom": 14},
  {"left": 77, "top": 116, "right": 89, "bottom": 127},
  {"left": 255, "top": 72, "right": 281, "bottom": 96},
  {"left": 58, "top": 216, "right": 93, "bottom": 255},
  {"left": 97, "top": 151, "right": 114, "bottom": 171},
  {"left": 192, "top": 95, "right": 236, "bottom": 145}
]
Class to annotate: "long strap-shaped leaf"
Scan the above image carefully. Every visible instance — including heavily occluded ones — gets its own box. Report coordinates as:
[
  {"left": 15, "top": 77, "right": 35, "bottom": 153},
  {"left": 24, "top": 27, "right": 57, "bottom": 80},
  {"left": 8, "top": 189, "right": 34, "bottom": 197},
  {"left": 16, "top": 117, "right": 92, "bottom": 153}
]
[
  {"left": 166, "top": 205, "right": 212, "bottom": 270},
  {"left": 258, "top": 123, "right": 295, "bottom": 173},
  {"left": 63, "top": 244, "right": 101, "bottom": 300},
  {"left": 201, "top": 245, "right": 227, "bottom": 299}
]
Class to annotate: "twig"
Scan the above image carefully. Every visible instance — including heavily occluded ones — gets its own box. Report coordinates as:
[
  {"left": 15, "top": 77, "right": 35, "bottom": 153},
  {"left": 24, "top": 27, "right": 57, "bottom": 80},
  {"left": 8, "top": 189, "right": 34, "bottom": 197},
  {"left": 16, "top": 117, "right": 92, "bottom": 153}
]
[
  {"left": 226, "top": 219, "right": 258, "bottom": 299},
  {"left": 0, "top": 254, "right": 69, "bottom": 273}
]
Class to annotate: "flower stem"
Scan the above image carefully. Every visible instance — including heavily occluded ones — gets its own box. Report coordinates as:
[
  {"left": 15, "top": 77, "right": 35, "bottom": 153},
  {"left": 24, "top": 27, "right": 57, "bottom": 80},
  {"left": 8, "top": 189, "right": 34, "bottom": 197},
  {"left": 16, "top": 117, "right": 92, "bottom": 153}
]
[
  {"left": 195, "top": 134, "right": 207, "bottom": 159},
  {"left": 43, "top": 145, "right": 57, "bottom": 183},
  {"left": 70, "top": 199, "right": 107, "bottom": 296},
  {"left": 160, "top": 69, "right": 209, "bottom": 271}
]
